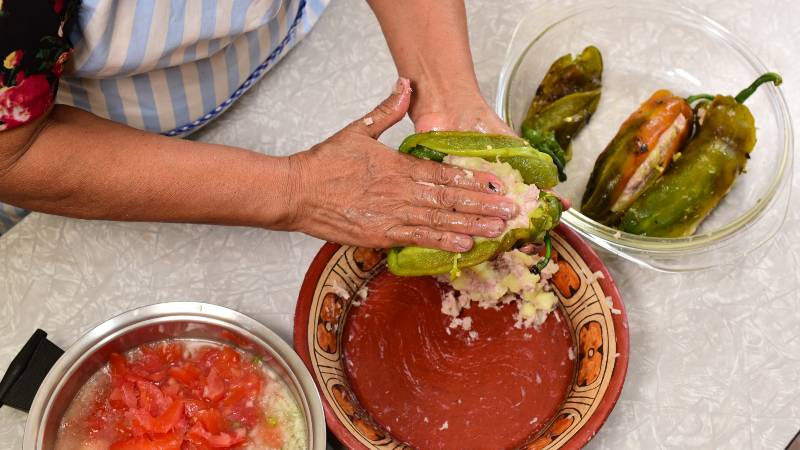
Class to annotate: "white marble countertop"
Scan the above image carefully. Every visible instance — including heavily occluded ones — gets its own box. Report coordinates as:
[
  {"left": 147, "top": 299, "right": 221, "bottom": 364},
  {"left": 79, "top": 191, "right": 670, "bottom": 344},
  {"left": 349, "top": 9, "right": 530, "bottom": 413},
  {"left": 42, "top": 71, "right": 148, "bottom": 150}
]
[{"left": 1, "top": 0, "right": 799, "bottom": 448}]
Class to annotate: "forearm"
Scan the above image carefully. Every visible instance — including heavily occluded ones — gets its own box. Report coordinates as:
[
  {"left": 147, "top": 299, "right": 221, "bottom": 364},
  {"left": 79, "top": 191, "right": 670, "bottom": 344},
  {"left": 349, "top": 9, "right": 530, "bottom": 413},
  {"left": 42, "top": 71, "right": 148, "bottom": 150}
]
[
  {"left": 367, "top": 0, "right": 482, "bottom": 120},
  {"left": 0, "top": 106, "right": 296, "bottom": 228}
]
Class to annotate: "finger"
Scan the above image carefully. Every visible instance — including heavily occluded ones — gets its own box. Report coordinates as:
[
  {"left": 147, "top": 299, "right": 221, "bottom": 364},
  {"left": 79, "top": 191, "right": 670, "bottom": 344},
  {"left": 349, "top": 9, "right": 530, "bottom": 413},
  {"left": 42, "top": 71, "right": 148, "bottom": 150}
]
[
  {"left": 397, "top": 206, "right": 505, "bottom": 239},
  {"left": 385, "top": 225, "right": 473, "bottom": 253},
  {"left": 411, "top": 183, "right": 518, "bottom": 220},
  {"left": 346, "top": 77, "right": 412, "bottom": 139},
  {"left": 408, "top": 157, "right": 508, "bottom": 194}
]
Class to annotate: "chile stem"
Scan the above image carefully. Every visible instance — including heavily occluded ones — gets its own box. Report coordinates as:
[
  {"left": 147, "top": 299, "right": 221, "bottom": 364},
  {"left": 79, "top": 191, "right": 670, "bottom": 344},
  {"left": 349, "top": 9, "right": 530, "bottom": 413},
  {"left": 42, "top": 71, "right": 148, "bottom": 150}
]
[
  {"left": 533, "top": 234, "right": 552, "bottom": 274},
  {"left": 735, "top": 72, "right": 782, "bottom": 104},
  {"left": 686, "top": 94, "right": 715, "bottom": 104}
]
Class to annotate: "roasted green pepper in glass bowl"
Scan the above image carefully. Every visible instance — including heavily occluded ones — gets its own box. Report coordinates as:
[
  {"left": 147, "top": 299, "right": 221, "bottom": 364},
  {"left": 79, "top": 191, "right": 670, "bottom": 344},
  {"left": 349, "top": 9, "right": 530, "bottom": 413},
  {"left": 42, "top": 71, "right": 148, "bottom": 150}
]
[
  {"left": 618, "top": 73, "right": 782, "bottom": 237},
  {"left": 520, "top": 46, "right": 603, "bottom": 181},
  {"left": 497, "top": 1, "right": 793, "bottom": 271},
  {"left": 581, "top": 89, "right": 694, "bottom": 226}
]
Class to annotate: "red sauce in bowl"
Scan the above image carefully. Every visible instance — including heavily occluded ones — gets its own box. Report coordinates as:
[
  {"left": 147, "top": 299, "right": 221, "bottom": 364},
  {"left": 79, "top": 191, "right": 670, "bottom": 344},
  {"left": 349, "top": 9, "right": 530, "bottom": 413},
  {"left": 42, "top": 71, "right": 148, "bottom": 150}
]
[{"left": 343, "top": 272, "right": 576, "bottom": 450}]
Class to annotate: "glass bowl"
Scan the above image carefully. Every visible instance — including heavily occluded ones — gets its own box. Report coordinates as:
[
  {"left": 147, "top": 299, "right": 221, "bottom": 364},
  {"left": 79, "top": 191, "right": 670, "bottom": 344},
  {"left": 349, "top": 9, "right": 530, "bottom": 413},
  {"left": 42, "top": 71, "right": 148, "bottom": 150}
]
[{"left": 496, "top": 0, "right": 793, "bottom": 272}]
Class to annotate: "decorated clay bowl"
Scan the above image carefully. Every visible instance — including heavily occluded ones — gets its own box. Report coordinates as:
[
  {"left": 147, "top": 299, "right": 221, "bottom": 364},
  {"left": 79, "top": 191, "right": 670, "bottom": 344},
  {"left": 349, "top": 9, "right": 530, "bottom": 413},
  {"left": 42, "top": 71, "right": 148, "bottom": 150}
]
[{"left": 294, "top": 225, "right": 629, "bottom": 449}]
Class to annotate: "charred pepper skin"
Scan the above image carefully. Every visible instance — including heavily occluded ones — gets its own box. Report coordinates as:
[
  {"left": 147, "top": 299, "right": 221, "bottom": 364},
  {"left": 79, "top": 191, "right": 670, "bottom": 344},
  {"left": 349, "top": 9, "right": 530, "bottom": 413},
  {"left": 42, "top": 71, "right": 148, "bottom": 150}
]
[
  {"left": 399, "top": 131, "right": 560, "bottom": 189},
  {"left": 387, "top": 191, "right": 562, "bottom": 277},
  {"left": 581, "top": 90, "right": 693, "bottom": 225},
  {"left": 619, "top": 73, "right": 782, "bottom": 237},
  {"left": 524, "top": 89, "right": 602, "bottom": 153},
  {"left": 520, "top": 45, "right": 603, "bottom": 176},
  {"left": 524, "top": 45, "right": 603, "bottom": 119}
]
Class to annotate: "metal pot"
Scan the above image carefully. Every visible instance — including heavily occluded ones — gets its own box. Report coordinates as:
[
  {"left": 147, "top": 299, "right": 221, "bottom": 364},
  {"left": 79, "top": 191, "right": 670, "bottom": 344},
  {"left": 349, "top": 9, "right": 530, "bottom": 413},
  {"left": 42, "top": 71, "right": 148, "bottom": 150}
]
[{"left": 15, "top": 302, "right": 326, "bottom": 449}]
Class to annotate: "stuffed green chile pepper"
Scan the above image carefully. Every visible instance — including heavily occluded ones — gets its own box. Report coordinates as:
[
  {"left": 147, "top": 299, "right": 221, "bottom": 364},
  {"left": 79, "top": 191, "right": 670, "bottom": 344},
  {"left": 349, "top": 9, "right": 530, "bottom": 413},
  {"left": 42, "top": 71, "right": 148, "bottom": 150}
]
[
  {"left": 620, "top": 73, "right": 782, "bottom": 237},
  {"left": 399, "top": 131, "right": 560, "bottom": 189}
]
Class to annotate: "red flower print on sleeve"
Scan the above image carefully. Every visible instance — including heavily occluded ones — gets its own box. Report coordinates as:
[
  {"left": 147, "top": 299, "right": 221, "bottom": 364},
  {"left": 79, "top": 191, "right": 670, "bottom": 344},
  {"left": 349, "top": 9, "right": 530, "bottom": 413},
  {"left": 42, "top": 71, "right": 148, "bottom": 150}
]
[{"left": 0, "top": 74, "right": 52, "bottom": 130}]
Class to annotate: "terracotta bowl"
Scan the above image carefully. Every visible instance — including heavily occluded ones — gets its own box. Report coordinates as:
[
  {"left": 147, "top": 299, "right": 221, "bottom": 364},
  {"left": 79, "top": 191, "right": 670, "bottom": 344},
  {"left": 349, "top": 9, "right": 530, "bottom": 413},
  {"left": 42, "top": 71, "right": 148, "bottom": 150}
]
[{"left": 294, "top": 225, "right": 628, "bottom": 449}]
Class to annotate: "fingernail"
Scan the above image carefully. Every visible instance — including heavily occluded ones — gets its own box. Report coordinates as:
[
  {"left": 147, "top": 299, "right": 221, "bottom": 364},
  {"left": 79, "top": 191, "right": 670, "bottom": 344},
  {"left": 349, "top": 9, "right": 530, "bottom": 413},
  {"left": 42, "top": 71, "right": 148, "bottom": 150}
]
[
  {"left": 453, "top": 235, "right": 473, "bottom": 252},
  {"left": 393, "top": 77, "right": 407, "bottom": 95},
  {"left": 486, "top": 220, "right": 505, "bottom": 237},
  {"left": 500, "top": 202, "right": 518, "bottom": 219}
]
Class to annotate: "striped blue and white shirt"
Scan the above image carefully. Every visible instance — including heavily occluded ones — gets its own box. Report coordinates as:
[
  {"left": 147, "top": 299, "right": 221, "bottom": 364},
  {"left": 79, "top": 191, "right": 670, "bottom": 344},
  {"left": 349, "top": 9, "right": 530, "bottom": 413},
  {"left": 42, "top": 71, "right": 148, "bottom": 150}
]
[
  {"left": 0, "top": 0, "right": 329, "bottom": 233},
  {"left": 59, "top": 0, "right": 329, "bottom": 136}
]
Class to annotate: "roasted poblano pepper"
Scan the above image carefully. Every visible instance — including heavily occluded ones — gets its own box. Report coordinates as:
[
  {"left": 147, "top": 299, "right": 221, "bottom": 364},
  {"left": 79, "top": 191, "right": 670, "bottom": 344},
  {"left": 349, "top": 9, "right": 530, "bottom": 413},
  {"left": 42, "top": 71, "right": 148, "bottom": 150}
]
[
  {"left": 399, "top": 131, "right": 560, "bottom": 189},
  {"left": 581, "top": 90, "right": 694, "bottom": 225},
  {"left": 619, "top": 73, "right": 782, "bottom": 237},
  {"left": 387, "top": 191, "right": 562, "bottom": 277},
  {"left": 520, "top": 46, "right": 603, "bottom": 179}
]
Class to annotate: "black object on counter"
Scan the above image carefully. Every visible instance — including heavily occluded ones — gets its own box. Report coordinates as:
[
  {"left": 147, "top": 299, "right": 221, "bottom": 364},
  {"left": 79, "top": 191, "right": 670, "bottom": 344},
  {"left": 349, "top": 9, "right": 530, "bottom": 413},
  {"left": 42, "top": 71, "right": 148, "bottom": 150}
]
[{"left": 0, "top": 329, "right": 63, "bottom": 412}]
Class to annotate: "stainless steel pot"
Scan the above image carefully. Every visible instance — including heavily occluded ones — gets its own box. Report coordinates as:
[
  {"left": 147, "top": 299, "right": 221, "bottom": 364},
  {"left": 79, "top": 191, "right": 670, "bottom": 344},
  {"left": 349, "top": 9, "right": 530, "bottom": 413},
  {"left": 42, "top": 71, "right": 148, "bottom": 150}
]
[{"left": 20, "top": 302, "right": 326, "bottom": 449}]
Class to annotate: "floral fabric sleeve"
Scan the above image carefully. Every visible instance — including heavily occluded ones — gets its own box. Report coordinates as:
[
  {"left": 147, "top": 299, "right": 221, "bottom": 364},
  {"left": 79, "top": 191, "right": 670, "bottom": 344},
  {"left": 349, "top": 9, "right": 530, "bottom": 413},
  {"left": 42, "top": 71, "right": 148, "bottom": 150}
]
[{"left": 0, "top": 0, "right": 78, "bottom": 131}]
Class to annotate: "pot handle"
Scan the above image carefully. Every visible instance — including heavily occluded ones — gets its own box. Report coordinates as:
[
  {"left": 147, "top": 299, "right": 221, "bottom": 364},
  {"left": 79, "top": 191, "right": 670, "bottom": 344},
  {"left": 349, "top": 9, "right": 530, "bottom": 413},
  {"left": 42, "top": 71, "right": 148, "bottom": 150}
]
[{"left": 0, "top": 329, "right": 64, "bottom": 413}]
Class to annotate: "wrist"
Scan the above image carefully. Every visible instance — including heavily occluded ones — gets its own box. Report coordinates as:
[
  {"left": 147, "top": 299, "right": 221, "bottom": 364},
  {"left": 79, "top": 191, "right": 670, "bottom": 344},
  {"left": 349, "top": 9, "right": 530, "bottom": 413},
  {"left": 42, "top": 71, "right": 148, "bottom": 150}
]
[
  {"left": 251, "top": 153, "right": 305, "bottom": 231},
  {"left": 408, "top": 75, "right": 484, "bottom": 124}
]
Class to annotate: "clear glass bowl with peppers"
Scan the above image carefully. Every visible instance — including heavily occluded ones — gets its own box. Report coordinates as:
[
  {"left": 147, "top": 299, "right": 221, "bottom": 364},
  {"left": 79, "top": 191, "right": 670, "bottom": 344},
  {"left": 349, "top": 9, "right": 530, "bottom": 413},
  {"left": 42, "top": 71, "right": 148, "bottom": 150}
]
[{"left": 496, "top": 0, "right": 793, "bottom": 271}]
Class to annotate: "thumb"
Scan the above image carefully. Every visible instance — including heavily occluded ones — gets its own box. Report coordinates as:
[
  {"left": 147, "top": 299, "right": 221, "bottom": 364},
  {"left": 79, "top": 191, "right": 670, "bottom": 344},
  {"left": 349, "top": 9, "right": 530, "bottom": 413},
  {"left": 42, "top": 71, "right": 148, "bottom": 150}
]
[{"left": 347, "top": 77, "right": 411, "bottom": 139}]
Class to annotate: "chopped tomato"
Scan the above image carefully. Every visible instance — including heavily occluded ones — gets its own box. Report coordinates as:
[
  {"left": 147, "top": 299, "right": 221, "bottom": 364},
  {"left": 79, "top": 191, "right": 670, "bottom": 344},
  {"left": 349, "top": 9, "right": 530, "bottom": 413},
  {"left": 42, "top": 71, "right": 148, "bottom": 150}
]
[
  {"left": 218, "top": 330, "right": 251, "bottom": 349},
  {"left": 169, "top": 363, "right": 201, "bottom": 385},
  {"left": 195, "top": 409, "right": 226, "bottom": 434},
  {"left": 109, "top": 432, "right": 183, "bottom": 450},
  {"left": 137, "top": 380, "right": 169, "bottom": 416},
  {"left": 109, "top": 353, "right": 128, "bottom": 382},
  {"left": 84, "top": 341, "right": 274, "bottom": 450},
  {"left": 202, "top": 368, "right": 225, "bottom": 403},
  {"left": 130, "top": 399, "right": 184, "bottom": 434},
  {"left": 187, "top": 423, "right": 247, "bottom": 448},
  {"left": 155, "top": 342, "right": 184, "bottom": 364}
]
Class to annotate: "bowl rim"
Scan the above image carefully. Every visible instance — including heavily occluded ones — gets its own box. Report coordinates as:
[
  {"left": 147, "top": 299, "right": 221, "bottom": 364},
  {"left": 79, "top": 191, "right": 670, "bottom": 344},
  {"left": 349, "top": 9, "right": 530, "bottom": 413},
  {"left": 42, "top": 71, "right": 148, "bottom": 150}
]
[
  {"left": 24, "top": 301, "right": 327, "bottom": 450},
  {"left": 496, "top": 0, "right": 794, "bottom": 258},
  {"left": 293, "top": 224, "right": 630, "bottom": 449}
]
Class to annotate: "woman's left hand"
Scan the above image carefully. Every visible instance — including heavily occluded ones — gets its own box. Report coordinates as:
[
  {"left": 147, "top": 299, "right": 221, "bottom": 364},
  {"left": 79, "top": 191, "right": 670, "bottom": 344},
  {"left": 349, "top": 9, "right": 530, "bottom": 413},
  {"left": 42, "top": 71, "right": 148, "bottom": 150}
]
[{"left": 410, "top": 92, "right": 514, "bottom": 136}]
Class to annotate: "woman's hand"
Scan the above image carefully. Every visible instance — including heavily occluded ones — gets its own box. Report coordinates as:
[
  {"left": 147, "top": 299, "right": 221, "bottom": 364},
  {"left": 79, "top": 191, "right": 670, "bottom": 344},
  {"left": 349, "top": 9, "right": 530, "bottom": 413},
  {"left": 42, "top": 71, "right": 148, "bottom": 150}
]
[
  {"left": 286, "top": 79, "right": 518, "bottom": 252},
  {"left": 410, "top": 90, "right": 514, "bottom": 135},
  {"left": 367, "top": 0, "right": 514, "bottom": 136}
]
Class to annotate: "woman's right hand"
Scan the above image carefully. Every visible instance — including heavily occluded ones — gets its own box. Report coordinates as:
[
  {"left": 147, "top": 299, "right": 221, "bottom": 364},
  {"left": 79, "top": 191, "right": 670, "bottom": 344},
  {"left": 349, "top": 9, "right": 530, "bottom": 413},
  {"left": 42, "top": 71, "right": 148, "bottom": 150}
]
[{"left": 284, "top": 78, "right": 519, "bottom": 253}]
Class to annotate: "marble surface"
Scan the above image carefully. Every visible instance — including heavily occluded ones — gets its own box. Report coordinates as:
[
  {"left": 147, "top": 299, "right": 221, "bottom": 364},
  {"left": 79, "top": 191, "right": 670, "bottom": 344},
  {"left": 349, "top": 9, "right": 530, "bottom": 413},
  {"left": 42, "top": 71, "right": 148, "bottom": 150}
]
[{"left": 1, "top": 0, "right": 799, "bottom": 448}]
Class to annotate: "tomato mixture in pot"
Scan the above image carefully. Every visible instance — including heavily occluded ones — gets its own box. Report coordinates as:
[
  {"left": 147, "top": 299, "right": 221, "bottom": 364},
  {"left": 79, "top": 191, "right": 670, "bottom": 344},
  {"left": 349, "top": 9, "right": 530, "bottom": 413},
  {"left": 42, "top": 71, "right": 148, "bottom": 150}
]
[{"left": 54, "top": 340, "right": 307, "bottom": 450}]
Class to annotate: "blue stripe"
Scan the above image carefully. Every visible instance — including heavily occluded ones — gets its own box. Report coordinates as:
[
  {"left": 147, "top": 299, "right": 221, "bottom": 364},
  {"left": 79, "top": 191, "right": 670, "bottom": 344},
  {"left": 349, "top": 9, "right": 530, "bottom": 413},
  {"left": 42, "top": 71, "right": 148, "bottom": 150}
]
[
  {"left": 76, "top": 1, "right": 120, "bottom": 73},
  {"left": 154, "top": 0, "right": 188, "bottom": 68},
  {"left": 198, "top": 0, "right": 218, "bottom": 40},
  {"left": 182, "top": 0, "right": 217, "bottom": 63},
  {"left": 224, "top": 41, "right": 240, "bottom": 95},
  {"left": 308, "top": 0, "right": 326, "bottom": 16},
  {"left": 165, "top": 66, "right": 190, "bottom": 127},
  {"left": 119, "top": 0, "right": 156, "bottom": 74},
  {"left": 195, "top": 59, "right": 217, "bottom": 114},
  {"left": 230, "top": 0, "right": 251, "bottom": 34},
  {"left": 132, "top": 74, "right": 161, "bottom": 131},
  {"left": 268, "top": 14, "right": 281, "bottom": 51},
  {"left": 99, "top": 79, "right": 127, "bottom": 124},
  {"left": 165, "top": 0, "right": 310, "bottom": 136},
  {"left": 207, "top": 38, "right": 223, "bottom": 56},
  {"left": 262, "top": 0, "right": 281, "bottom": 22},
  {"left": 68, "top": 0, "right": 101, "bottom": 47},
  {"left": 245, "top": 29, "right": 261, "bottom": 73},
  {"left": 0, "top": 204, "right": 28, "bottom": 233},
  {"left": 66, "top": 79, "right": 91, "bottom": 111}
]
